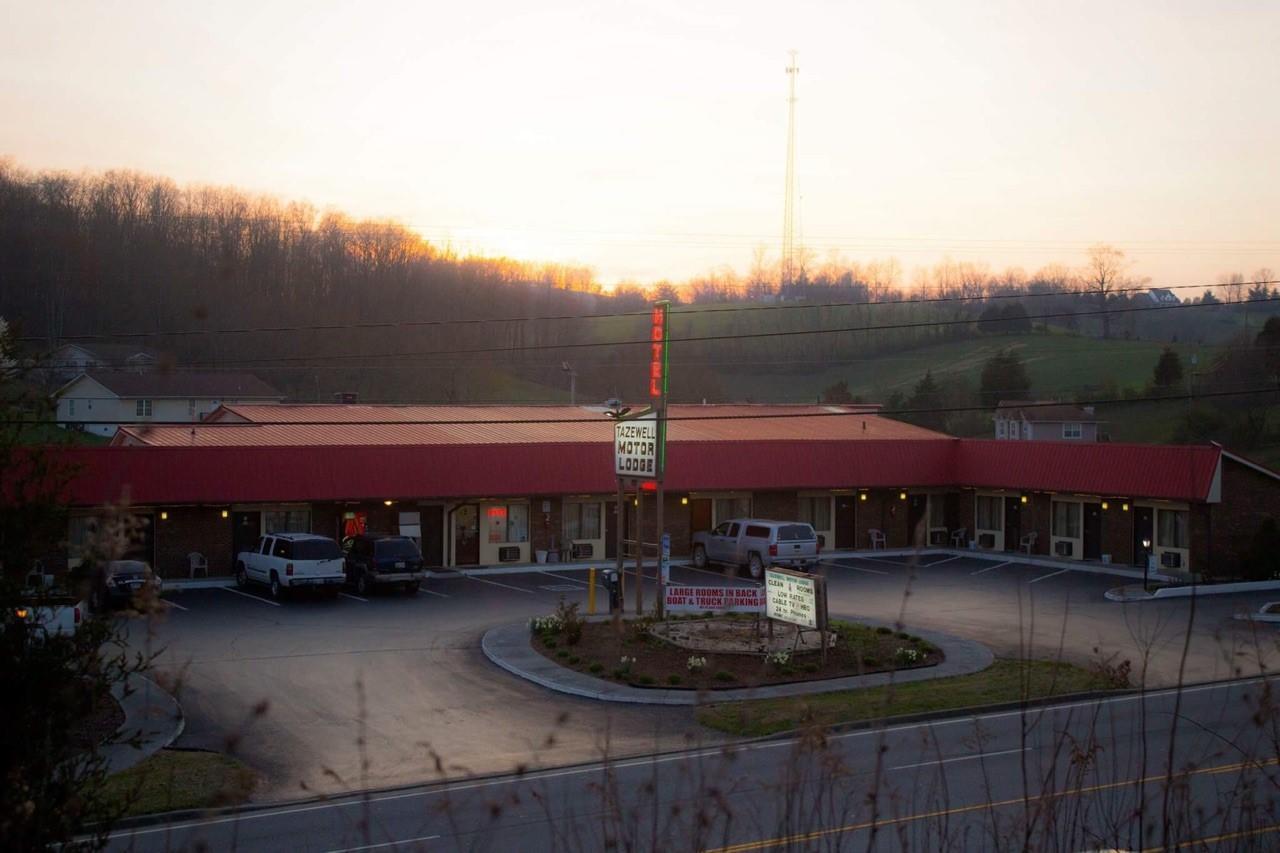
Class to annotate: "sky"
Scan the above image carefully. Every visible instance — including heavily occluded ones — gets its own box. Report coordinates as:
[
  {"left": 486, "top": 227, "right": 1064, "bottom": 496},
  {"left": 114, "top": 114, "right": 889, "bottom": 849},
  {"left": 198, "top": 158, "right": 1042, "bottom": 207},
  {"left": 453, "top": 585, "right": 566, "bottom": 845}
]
[{"left": 1, "top": 0, "right": 1277, "bottom": 287}]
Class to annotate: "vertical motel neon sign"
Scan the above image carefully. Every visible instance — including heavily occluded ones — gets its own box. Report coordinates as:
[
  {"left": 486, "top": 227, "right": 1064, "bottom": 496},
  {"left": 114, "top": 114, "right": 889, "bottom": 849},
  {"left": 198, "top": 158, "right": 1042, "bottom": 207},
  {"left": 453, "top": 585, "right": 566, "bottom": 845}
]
[{"left": 649, "top": 301, "right": 669, "bottom": 477}]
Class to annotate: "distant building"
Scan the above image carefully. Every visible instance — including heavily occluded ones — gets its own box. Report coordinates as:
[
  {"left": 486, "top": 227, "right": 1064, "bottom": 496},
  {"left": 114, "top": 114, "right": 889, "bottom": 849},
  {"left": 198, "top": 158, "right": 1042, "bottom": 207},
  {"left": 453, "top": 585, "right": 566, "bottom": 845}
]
[
  {"left": 995, "top": 401, "right": 1103, "bottom": 442},
  {"left": 1146, "top": 288, "right": 1181, "bottom": 306},
  {"left": 53, "top": 371, "right": 284, "bottom": 437},
  {"left": 41, "top": 343, "right": 161, "bottom": 385}
]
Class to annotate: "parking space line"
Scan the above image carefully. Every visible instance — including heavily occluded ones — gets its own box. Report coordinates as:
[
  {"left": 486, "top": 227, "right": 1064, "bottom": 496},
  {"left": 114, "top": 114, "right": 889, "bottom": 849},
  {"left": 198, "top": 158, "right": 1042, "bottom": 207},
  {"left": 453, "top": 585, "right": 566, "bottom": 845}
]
[
  {"left": 162, "top": 599, "right": 190, "bottom": 611},
  {"left": 467, "top": 575, "right": 533, "bottom": 594},
  {"left": 822, "top": 560, "right": 888, "bottom": 575},
  {"left": 854, "top": 554, "right": 915, "bottom": 566},
  {"left": 340, "top": 592, "right": 368, "bottom": 603},
  {"left": 970, "top": 560, "right": 1013, "bottom": 576},
  {"left": 925, "top": 555, "right": 963, "bottom": 567},
  {"left": 322, "top": 834, "right": 441, "bottom": 853},
  {"left": 419, "top": 588, "right": 450, "bottom": 598},
  {"left": 220, "top": 586, "right": 281, "bottom": 607},
  {"left": 1028, "top": 568, "right": 1070, "bottom": 584},
  {"left": 538, "top": 570, "right": 590, "bottom": 586}
]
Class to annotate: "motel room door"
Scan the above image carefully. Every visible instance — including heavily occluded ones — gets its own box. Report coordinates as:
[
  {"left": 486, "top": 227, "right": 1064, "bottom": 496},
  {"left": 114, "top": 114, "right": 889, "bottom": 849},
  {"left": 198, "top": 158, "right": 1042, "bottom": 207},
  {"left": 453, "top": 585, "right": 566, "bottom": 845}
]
[
  {"left": 1004, "top": 497, "right": 1022, "bottom": 552},
  {"left": 454, "top": 504, "right": 480, "bottom": 566},
  {"left": 231, "top": 512, "right": 260, "bottom": 571},
  {"left": 834, "top": 495, "right": 858, "bottom": 549},
  {"left": 907, "top": 495, "right": 928, "bottom": 548},
  {"left": 420, "top": 506, "right": 445, "bottom": 568},
  {"left": 689, "top": 499, "right": 712, "bottom": 549},
  {"left": 1082, "top": 502, "right": 1103, "bottom": 561}
]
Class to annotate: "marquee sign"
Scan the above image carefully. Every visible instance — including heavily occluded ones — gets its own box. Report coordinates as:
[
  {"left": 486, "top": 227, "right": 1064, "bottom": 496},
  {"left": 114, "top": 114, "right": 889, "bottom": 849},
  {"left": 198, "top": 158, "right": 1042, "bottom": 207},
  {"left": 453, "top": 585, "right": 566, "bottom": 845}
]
[
  {"left": 664, "top": 584, "right": 765, "bottom": 614},
  {"left": 766, "top": 568, "right": 822, "bottom": 629}
]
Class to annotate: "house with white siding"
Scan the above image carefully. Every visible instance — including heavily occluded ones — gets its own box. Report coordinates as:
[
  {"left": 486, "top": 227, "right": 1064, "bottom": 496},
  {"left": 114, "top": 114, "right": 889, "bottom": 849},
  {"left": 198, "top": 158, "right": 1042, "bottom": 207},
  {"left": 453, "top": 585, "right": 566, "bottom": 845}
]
[
  {"left": 994, "top": 400, "right": 1103, "bottom": 442},
  {"left": 53, "top": 372, "right": 283, "bottom": 437}
]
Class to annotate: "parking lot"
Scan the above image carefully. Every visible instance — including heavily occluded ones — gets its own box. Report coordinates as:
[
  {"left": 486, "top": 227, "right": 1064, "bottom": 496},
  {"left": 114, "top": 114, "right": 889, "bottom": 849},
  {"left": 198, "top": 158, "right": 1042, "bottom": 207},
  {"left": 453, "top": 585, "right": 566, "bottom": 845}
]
[{"left": 126, "top": 555, "right": 1280, "bottom": 802}]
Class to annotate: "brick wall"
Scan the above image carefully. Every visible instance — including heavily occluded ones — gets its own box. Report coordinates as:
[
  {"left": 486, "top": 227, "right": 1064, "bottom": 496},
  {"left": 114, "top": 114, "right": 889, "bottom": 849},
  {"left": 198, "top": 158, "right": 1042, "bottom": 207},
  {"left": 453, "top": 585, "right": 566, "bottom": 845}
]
[
  {"left": 530, "top": 496, "right": 562, "bottom": 553},
  {"left": 154, "top": 507, "right": 231, "bottom": 580},
  {"left": 663, "top": 494, "right": 693, "bottom": 557},
  {"left": 1026, "top": 494, "right": 1051, "bottom": 556},
  {"left": 753, "top": 490, "right": 798, "bottom": 521},
  {"left": 857, "top": 490, "right": 909, "bottom": 548},
  {"left": 1207, "top": 458, "right": 1280, "bottom": 578},
  {"left": 1101, "top": 502, "right": 1133, "bottom": 567}
]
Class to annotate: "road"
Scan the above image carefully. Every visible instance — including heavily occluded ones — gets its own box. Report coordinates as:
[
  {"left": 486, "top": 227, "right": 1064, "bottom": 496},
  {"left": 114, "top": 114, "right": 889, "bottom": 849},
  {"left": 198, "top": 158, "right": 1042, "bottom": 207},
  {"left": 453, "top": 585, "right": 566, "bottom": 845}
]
[{"left": 106, "top": 676, "right": 1280, "bottom": 852}]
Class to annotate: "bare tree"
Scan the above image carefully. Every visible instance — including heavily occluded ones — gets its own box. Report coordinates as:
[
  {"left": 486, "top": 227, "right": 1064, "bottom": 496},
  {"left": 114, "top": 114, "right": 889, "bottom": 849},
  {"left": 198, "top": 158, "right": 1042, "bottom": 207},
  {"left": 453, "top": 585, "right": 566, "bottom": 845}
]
[{"left": 1083, "top": 244, "right": 1135, "bottom": 339}]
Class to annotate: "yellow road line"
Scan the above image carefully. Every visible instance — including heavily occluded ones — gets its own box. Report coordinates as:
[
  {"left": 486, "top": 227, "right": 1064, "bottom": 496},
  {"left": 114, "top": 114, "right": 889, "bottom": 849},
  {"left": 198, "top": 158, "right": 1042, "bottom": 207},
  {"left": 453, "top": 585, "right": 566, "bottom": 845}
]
[
  {"left": 707, "top": 758, "right": 1279, "bottom": 853},
  {"left": 1143, "top": 822, "right": 1280, "bottom": 852}
]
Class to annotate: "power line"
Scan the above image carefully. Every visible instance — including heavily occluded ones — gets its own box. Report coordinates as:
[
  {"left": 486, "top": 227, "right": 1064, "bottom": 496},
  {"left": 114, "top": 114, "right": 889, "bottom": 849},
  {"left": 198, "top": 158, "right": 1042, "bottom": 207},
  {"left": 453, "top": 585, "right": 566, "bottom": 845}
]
[
  {"left": 31, "top": 386, "right": 1279, "bottom": 429},
  {"left": 50, "top": 294, "right": 1280, "bottom": 370},
  {"left": 19, "top": 278, "right": 1278, "bottom": 346}
]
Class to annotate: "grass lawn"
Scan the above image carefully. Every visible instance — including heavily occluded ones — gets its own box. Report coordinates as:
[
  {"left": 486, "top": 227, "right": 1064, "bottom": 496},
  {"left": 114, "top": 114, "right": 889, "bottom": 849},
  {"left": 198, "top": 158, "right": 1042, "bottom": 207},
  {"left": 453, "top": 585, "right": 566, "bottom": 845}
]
[
  {"left": 696, "top": 658, "right": 1118, "bottom": 737},
  {"left": 102, "top": 749, "right": 257, "bottom": 818}
]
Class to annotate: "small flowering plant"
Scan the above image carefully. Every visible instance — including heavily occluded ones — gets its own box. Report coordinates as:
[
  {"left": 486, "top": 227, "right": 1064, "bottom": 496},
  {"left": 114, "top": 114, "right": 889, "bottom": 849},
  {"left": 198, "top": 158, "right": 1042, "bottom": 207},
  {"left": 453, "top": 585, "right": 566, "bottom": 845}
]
[
  {"left": 529, "top": 614, "right": 564, "bottom": 635},
  {"left": 894, "top": 646, "right": 924, "bottom": 666},
  {"left": 766, "top": 649, "right": 792, "bottom": 668},
  {"left": 686, "top": 655, "right": 708, "bottom": 673},
  {"left": 618, "top": 655, "right": 636, "bottom": 673}
]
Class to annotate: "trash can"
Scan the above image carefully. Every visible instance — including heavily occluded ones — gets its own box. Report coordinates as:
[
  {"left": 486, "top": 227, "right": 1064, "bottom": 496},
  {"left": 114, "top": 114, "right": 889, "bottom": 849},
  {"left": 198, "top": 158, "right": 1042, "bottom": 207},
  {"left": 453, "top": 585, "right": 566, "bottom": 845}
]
[{"left": 535, "top": 550, "right": 548, "bottom": 564}]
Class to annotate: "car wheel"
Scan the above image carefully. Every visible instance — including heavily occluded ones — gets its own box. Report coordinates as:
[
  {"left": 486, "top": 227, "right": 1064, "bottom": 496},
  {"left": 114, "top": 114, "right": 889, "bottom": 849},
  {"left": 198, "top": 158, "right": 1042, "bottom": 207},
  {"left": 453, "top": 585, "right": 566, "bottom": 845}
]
[
  {"left": 692, "top": 545, "right": 708, "bottom": 569},
  {"left": 235, "top": 564, "right": 248, "bottom": 589},
  {"left": 405, "top": 581, "right": 420, "bottom": 596},
  {"left": 269, "top": 574, "right": 283, "bottom": 600},
  {"left": 355, "top": 572, "right": 369, "bottom": 596},
  {"left": 748, "top": 553, "right": 764, "bottom": 578}
]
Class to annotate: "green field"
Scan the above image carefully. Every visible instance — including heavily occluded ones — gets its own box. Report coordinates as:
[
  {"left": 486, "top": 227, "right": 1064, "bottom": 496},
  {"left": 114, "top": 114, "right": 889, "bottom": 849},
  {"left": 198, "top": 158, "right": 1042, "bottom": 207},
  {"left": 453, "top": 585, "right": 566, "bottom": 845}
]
[{"left": 715, "top": 332, "right": 1216, "bottom": 404}]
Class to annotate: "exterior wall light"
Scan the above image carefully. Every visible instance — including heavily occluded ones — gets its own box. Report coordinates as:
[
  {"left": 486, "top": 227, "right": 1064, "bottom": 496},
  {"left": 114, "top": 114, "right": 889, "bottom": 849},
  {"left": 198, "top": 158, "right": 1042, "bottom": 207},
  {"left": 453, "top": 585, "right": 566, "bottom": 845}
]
[
  {"left": 859, "top": 492, "right": 868, "bottom": 501},
  {"left": 160, "top": 511, "right": 168, "bottom": 521},
  {"left": 221, "top": 509, "right": 229, "bottom": 519},
  {"left": 1020, "top": 495, "right": 1028, "bottom": 504},
  {"left": 1102, "top": 501, "right": 1109, "bottom": 510},
  {"left": 384, "top": 500, "right": 394, "bottom": 506},
  {"left": 899, "top": 491, "right": 907, "bottom": 501},
  {"left": 681, "top": 496, "right": 688, "bottom": 505},
  {"left": 1122, "top": 503, "right": 1130, "bottom": 512}
]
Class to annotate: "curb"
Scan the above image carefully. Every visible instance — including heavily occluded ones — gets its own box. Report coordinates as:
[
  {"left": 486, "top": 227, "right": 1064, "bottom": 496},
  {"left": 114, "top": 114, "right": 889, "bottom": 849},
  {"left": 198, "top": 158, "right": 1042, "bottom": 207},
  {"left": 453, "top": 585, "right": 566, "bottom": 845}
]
[
  {"left": 104, "top": 673, "right": 186, "bottom": 775},
  {"left": 481, "top": 616, "right": 994, "bottom": 706}
]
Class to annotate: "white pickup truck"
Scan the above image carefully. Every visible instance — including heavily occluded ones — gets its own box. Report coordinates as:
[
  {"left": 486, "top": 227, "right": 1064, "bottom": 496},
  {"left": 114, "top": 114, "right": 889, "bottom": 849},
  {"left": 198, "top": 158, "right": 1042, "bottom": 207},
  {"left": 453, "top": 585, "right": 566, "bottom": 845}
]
[
  {"left": 8, "top": 594, "right": 85, "bottom": 641},
  {"left": 235, "top": 532, "right": 346, "bottom": 600}
]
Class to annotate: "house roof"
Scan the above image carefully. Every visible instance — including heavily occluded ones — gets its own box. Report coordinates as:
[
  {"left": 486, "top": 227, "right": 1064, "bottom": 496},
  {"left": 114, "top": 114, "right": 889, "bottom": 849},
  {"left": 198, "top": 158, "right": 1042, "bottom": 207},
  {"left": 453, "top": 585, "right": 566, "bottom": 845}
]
[
  {"left": 994, "top": 401, "right": 1102, "bottom": 423},
  {"left": 50, "top": 343, "right": 160, "bottom": 363},
  {"left": 60, "top": 372, "right": 282, "bottom": 400},
  {"left": 44, "top": 435, "right": 1226, "bottom": 507},
  {"left": 114, "top": 404, "right": 944, "bottom": 447}
]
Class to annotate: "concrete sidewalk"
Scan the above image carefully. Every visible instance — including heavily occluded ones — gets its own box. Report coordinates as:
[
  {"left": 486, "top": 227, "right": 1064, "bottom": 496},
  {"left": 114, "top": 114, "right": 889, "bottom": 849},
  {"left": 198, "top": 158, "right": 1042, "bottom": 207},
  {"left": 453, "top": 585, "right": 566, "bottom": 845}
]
[
  {"left": 482, "top": 617, "right": 994, "bottom": 706},
  {"left": 103, "top": 673, "right": 185, "bottom": 774}
]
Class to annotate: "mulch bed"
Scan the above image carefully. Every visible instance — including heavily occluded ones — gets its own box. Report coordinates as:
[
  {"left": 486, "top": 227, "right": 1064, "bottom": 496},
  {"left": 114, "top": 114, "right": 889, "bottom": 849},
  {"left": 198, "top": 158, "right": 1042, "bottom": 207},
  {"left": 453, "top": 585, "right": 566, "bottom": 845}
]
[
  {"left": 530, "top": 616, "right": 942, "bottom": 690},
  {"left": 69, "top": 690, "right": 126, "bottom": 754}
]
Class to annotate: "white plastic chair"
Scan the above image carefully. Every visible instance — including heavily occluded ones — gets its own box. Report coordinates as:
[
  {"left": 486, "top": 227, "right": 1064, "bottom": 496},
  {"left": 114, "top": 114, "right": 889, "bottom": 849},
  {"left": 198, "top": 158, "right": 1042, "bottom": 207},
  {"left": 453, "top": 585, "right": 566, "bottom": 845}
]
[
  {"left": 1019, "top": 532, "right": 1037, "bottom": 555},
  {"left": 187, "top": 551, "right": 209, "bottom": 579},
  {"left": 869, "top": 529, "right": 886, "bottom": 550},
  {"left": 950, "top": 528, "right": 967, "bottom": 548}
]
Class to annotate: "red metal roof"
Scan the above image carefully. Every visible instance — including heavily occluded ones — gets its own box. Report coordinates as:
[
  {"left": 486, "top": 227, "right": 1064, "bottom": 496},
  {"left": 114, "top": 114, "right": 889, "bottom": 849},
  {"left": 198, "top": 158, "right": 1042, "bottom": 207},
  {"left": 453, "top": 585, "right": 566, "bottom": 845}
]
[
  {"left": 47, "top": 437, "right": 1226, "bottom": 507},
  {"left": 953, "top": 439, "right": 1221, "bottom": 502}
]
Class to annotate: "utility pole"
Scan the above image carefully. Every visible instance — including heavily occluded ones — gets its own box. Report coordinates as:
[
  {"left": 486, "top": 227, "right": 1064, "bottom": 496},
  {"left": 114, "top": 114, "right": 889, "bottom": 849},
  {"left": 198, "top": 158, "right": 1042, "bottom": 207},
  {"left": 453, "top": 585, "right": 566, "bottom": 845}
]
[
  {"left": 781, "top": 50, "right": 799, "bottom": 291},
  {"left": 561, "top": 362, "right": 577, "bottom": 406}
]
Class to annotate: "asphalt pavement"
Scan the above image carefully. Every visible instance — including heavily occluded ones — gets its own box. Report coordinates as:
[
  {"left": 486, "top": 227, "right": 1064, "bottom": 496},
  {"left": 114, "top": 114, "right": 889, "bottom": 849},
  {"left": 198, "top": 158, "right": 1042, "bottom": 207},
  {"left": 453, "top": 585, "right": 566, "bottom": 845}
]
[{"left": 104, "top": 675, "right": 1280, "bottom": 852}]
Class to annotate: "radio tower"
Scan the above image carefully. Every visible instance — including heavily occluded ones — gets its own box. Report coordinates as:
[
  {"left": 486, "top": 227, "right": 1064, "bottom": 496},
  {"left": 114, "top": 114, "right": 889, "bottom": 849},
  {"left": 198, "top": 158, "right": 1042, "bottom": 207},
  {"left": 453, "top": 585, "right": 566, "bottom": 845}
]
[{"left": 781, "top": 50, "right": 799, "bottom": 291}]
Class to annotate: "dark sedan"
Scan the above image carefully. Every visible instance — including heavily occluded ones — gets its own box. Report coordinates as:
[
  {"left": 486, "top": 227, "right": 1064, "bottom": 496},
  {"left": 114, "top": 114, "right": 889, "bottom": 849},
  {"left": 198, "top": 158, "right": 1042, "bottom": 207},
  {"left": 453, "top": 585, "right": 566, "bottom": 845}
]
[
  {"left": 89, "top": 559, "right": 159, "bottom": 612},
  {"left": 343, "top": 534, "right": 425, "bottom": 595}
]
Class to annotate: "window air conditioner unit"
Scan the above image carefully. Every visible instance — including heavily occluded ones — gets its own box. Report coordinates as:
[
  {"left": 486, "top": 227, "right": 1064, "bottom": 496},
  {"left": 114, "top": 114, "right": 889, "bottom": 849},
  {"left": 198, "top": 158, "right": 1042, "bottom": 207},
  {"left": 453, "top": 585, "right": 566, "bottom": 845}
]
[
  {"left": 1161, "top": 551, "right": 1183, "bottom": 570},
  {"left": 1054, "top": 540, "right": 1074, "bottom": 557},
  {"left": 498, "top": 546, "right": 521, "bottom": 562},
  {"left": 572, "top": 542, "right": 594, "bottom": 559},
  {"left": 978, "top": 533, "right": 996, "bottom": 549}
]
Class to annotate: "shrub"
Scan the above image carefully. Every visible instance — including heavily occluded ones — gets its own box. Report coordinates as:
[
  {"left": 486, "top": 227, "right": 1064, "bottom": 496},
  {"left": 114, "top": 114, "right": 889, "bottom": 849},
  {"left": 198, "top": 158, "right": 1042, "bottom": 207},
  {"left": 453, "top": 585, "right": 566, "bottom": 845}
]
[
  {"left": 568, "top": 655, "right": 581, "bottom": 665},
  {"left": 894, "top": 647, "right": 924, "bottom": 666},
  {"left": 802, "top": 662, "right": 818, "bottom": 673},
  {"left": 766, "top": 649, "right": 792, "bottom": 669},
  {"left": 618, "top": 655, "right": 636, "bottom": 674},
  {"left": 588, "top": 662, "right": 604, "bottom": 674},
  {"left": 638, "top": 675, "right": 656, "bottom": 686},
  {"left": 555, "top": 598, "right": 585, "bottom": 646},
  {"left": 667, "top": 674, "right": 683, "bottom": 686},
  {"left": 556, "top": 649, "right": 569, "bottom": 659},
  {"left": 611, "top": 669, "right": 627, "bottom": 679},
  {"left": 875, "top": 626, "right": 892, "bottom": 635},
  {"left": 686, "top": 655, "right": 708, "bottom": 673},
  {"left": 529, "top": 614, "right": 564, "bottom": 635},
  {"left": 714, "top": 670, "right": 735, "bottom": 682},
  {"left": 544, "top": 638, "right": 557, "bottom": 649}
]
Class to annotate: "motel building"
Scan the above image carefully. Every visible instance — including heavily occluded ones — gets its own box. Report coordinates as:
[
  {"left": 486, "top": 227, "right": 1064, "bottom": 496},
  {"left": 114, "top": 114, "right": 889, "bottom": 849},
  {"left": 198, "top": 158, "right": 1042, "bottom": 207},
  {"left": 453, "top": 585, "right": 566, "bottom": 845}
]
[{"left": 32, "top": 403, "right": 1280, "bottom": 583}]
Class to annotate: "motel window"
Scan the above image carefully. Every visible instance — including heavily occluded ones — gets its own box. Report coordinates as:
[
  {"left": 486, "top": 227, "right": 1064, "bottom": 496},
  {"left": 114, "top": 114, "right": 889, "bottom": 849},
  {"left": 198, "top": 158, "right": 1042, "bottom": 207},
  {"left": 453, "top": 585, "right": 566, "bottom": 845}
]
[
  {"left": 1157, "top": 509, "right": 1189, "bottom": 550},
  {"left": 135, "top": 399, "right": 152, "bottom": 418},
  {"left": 975, "top": 495, "right": 1002, "bottom": 531},
  {"left": 265, "top": 510, "right": 311, "bottom": 534},
  {"left": 488, "top": 503, "right": 529, "bottom": 543},
  {"left": 714, "top": 497, "right": 752, "bottom": 524},
  {"left": 928, "top": 495, "right": 947, "bottom": 530},
  {"left": 996, "top": 420, "right": 1005, "bottom": 438},
  {"left": 67, "top": 515, "right": 98, "bottom": 563},
  {"left": 1062, "top": 423, "right": 1082, "bottom": 439},
  {"left": 68, "top": 399, "right": 76, "bottom": 417},
  {"left": 564, "top": 501, "right": 602, "bottom": 541},
  {"left": 797, "top": 496, "right": 831, "bottom": 532},
  {"left": 188, "top": 399, "right": 197, "bottom": 417},
  {"left": 1052, "top": 501, "right": 1082, "bottom": 539}
]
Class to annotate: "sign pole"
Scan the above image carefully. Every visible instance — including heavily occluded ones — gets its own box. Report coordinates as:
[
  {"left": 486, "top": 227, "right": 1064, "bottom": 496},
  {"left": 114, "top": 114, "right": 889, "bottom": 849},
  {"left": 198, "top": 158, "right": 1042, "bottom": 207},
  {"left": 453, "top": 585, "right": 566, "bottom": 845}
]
[
  {"left": 651, "top": 300, "right": 670, "bottom": 619},
  {"left": 615, "top": 477, "right": 625, "bottom": 609},
  {"left": 634, "top": 486, "right": 644, "bottom": 615}
]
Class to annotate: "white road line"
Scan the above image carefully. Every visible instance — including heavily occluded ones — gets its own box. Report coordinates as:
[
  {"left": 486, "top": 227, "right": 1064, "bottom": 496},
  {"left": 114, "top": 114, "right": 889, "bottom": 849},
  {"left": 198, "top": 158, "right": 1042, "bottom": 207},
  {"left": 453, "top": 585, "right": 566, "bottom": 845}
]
[
  {"left": 162, "top": 599, "right": 190, "bottom": 611},
  {"left": 1028, "top": 568, "right": 1070, "bottom": 584},
  {"left": 340, "top": 593, "right": 368, "bottom": 603},
  {"left": 322, "top": 835, "right": 441, "bottom": 853},
  {"left": 822, "top": 560, "right": 888, "bottom": 576},
  {"left": 539, "top": 570, "right": 590, "bottom": 586},
  {"left": 890, "top": 746, "right": 1027, "bottom": 771},
  {"left": 970, "top": 560, "right": 1013, "bottom": 576},
  {"left": 111, "top": 675, "right": 1280, "bottom": 841},
  {"left": 853, "top": 554, "right": 912, "bottom": 566},
  {"left": 419, "top": 588, "right": 450, "bottom": 598},
  {"left": 925, "top": 555, "right": 963, "bottom": 567},
  {"left": 467, "top": 575, "right": 533, "bottom": 594},
  {"left": 220, "top": 586, "right": 281, "bottom": 607}
]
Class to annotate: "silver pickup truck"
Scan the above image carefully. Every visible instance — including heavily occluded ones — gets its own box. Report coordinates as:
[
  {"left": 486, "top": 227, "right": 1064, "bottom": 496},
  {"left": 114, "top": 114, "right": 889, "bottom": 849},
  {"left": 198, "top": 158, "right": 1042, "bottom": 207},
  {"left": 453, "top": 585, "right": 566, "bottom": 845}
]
[{"left": 691, "top": 518, "right": 820, "bottom": 578}]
